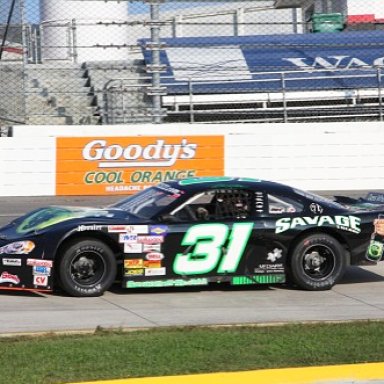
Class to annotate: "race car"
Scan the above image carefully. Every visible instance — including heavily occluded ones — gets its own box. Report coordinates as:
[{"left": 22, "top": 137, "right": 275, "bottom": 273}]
[{"left": 0, "top": 176, "right": 383, "bottom": 297}]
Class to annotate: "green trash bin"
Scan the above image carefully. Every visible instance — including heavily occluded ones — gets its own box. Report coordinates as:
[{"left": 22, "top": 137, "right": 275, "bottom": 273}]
[{"left": 312, "top": 13, "right": 345, "bottom": 33}]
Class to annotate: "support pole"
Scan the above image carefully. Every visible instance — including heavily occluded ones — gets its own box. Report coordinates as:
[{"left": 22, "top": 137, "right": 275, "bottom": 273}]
[
  {"left": 0, "top": 0, "right": 17, "bottom": 60},
  {"left": 145, "top": 0, "right": 166, "bottom": 124},
  {"left": 151, "top": 1, "right": 161, "bottom": 124}
]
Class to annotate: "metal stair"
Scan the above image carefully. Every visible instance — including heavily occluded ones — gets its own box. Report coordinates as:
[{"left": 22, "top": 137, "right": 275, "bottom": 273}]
[
  {"left": 25, "top": 63, "right": 101, "bottom": 125},
  {"left": 0, "top": 63, "right": 25, "bottom": 125},
  {"left": 84, "top": 60, "right": 152, "bottom": 124}
]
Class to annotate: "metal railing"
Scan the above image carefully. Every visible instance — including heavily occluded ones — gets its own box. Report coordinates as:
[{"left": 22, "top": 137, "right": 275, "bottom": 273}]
[
  {"left": 101, "top": 66, "right": 384, "bottom": 124},
  {"left": 102, "top": 78, "right": 152, "bottom": 124},
  {"left": 39, "top": 19, "right": 78, "bottom": 63}
]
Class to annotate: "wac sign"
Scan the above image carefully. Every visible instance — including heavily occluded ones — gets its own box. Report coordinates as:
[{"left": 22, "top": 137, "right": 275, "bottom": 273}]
[{"left": 56, "top": 136, "right": 224, "bottom": 195}]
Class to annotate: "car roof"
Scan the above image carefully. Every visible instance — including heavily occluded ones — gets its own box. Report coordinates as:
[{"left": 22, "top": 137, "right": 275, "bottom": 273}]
[
  {"left": 163, "top": 177, "right": 294, "bottom": 194},
  {"left": 161, "top": 177, "right": 345, "bottom": 212}
]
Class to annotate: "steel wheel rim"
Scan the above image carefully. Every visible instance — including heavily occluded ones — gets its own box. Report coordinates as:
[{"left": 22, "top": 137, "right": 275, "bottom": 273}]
[
  {"left": 302, "top": 244, "right": 336, "bottom": 280},
  {"left": 70, "top": 250, "right": 106, "bottom": 286}
]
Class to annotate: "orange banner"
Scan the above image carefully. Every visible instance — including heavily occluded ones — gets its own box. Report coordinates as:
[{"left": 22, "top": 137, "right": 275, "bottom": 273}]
[{"left": 56, "top": 136, "right": 224, "bottom": 195}]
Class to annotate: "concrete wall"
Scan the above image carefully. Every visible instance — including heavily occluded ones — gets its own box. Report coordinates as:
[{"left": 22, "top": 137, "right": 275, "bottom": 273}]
[
  {"left": 0, "top": 137, "right": 55, "bottom": 196},
  {"left": 3, "top": 121, "right": 384, "bottom": 196}
]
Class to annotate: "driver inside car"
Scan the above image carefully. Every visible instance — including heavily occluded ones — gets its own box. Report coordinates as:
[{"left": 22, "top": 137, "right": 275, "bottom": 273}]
[{"left": 196, "top": 206, "right": 210, "bottom": 221}]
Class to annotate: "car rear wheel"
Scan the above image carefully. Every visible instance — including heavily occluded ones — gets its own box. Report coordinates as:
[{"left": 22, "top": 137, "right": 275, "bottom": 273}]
[
  {"left": 57, "top": 239, "right": 116, "bottom": 297},
  {"left": 289, "top": 234, "right": 346, "bottom": 291}
]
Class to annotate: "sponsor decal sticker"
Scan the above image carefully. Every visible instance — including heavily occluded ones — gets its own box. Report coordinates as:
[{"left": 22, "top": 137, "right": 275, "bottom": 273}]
[
  {"left": 124, "top": 268, "right": 145, "bottom": 276},
  {"left": 232, "top": 275, "right": 285, "bottom": 285},
  {"left": 149, "top": 225, "right": 169, "bottom": 236},
  {"left": 144, "top": 260, "right": 162, "bottom": 269},
  {"left": 267, "top": 248, "right": 283, "bottom": 263},
  {"left": 77, "top": 224, "right": 103, "bottom": 231},
  {"left": 275, "top": 215, "right": 361, "bottom": 234},
  {"left": 2, "top": 258, "right": 22, "bottom": 267},
  {"left": 108, "top": 225, "right": 127, "bottom": 233},
  {"left": 119, "top": 234, "right": 138, "bottom": 243},
  {"left": 309, "top": 203, "right": 323, "bottom": 214},
  {"left": 109, "top": 225, "right": 149, "bottom": 234},
  {"left": 143, "top": 244, "right": 162, "bottom": 252},
  {"left": 0, "top": 271, "right": 20, "bottom": 284},
  {"left": 137, "top": 235, "right": 164, "bottom": 244},
  {"left": 124, "top": 259, "right": 144, "bottom": 268},
  {"left": 145, "top": 267, "right": 166, "bottom": 276},
  {"left": 33, "top": 275, "right": 48, "bottom": 287},
  {"left": 124, "top": 243, "right": 143, "bottom": 254},
  {"left": 255, "top": 191, "right": 264, "bottom": 213},
  {"left": 126, "top": 225, "right": 149, "bottom": 234},
  {"left": 0, "top": 240, "right": 35, "bottom": 255},
  {"left": 254, "top": 264, "right": 284, "bottom": 274},
  {"left": 33, "top": 266, "right": 51, "bottom": 276},
  {"left": 27, "top": 259, "right": 53, "bottom": 268},
  {"left": 145, "top": 252, "right": 164, "bottom": 261},
  {"left": 126, "top": 278, "right": 208, "bottom": 288},
  {"left": 156, "top": 183, "right": 184, "bottom": 196}
]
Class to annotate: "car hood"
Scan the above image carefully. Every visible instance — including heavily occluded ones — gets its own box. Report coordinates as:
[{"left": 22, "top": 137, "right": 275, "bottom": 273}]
[{"left": 0, "top": 205, "right": 130, "bottom": 239}]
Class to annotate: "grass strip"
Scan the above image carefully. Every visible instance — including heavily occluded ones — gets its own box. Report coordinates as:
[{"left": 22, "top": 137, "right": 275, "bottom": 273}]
[{"left": 1, "top": 321, "right": 384, "bottom": 384}]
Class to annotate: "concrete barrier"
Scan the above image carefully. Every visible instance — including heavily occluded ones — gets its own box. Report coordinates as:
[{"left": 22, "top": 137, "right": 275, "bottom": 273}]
[{"left": 3, "top": 121, "right": 384, "bottom": 196}]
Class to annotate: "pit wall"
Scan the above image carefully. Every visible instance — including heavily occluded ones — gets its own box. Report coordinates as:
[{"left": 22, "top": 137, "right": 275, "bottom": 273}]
[{"left": 2, "top": 121, "right": 384, "bottom": 197}]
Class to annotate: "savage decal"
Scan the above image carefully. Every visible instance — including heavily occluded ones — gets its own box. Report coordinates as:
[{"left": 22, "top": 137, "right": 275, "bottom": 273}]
[{"left": 275, "top": 215, "right": 361, "bottom": 234}]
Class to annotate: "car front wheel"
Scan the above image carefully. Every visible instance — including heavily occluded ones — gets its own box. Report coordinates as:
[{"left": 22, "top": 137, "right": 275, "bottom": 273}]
[
  {"left": 57, "top": 239, "right": 117, "bottom": 297},
  {"left": 289, "top": 234, "right": 346, "bottom": 291}
]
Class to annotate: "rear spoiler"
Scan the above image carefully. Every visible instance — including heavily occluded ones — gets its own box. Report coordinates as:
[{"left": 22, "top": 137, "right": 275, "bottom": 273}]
[
  {"left": 334, "top": 192, "right": 384, "bottom": 205},
  {"left": 365, "top": 192, "right": 384, "bottom": 204}
]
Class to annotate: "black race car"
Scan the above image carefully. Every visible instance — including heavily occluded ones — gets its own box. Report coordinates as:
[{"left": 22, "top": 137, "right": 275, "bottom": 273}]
[{"left": 0, "top": 177, "right": 383, "bottom": 297}]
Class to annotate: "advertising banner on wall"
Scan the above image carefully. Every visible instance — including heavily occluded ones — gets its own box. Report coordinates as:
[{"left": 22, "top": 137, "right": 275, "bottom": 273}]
[{"left": 56, "top": 136, "right": 224, "bottom": 195}]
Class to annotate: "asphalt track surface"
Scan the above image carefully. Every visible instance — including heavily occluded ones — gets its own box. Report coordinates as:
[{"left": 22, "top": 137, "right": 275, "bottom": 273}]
[{"left": 1, "top": 194, "right": 384, "bottom": 335}]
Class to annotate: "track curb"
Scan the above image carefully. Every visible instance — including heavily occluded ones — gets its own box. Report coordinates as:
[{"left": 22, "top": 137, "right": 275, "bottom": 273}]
[{"left": 68, "top": 362, "right": 384, "bottom": 384}]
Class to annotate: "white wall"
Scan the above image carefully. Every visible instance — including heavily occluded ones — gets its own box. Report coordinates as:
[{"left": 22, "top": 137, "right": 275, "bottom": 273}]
[
  {"left": 0, "top": 137, "right": 56, "bottom": 196},
  {"left": 347, "top": 0, "right": 384, "bottom": 18},
  {"left": 4, "top": 121, "right": 384, "bottom": 196},
  {"left": 225, "top": 126, "right": 384, "bottom": 191}
]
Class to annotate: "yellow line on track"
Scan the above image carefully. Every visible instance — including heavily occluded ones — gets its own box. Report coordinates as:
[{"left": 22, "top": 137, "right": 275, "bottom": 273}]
[{"left": 70, "top": 362, "right": 384, "bottom": 384}]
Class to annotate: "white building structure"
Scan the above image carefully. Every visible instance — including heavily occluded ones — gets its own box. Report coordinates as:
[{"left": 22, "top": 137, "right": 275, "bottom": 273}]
[
  {"left": 40, "top": 0, "right": 129, "bottom": 62},
  {"left": 38, "top": 0, "right": 384, "bottom": 63},
  {"left": 39, "top": 0, "right": 300, "bottom": 63}
]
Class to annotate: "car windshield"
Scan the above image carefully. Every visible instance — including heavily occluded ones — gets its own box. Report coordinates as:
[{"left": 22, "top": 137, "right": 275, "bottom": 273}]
[{"left": 111, "top": 184, "right": 184, "bottom": 219}]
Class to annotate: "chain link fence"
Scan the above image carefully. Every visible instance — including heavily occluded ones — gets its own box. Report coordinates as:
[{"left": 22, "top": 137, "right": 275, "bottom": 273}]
[{"left": 0, "top": 0, "right": 384, "bottom": 125}]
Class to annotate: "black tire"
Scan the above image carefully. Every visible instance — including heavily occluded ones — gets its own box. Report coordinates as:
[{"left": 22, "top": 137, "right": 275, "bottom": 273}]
[
  {"left": 57, "top": 239, "right": 117, "bottom": 297},
  {"left": 289, "top": 234, "right": 346, "bottom": 291}
]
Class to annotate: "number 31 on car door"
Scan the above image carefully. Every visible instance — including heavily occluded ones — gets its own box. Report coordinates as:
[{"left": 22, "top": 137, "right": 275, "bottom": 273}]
[{"left": 173, "top": 223, "right": 254, "bottom": 275}]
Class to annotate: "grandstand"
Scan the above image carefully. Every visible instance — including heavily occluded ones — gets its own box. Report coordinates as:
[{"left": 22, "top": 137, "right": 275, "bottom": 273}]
[
  {"left": 0, "top": 0, "right": 383, "bottom": 125},
  {"left": 153, "top": 30, "right": 384, "bottom": 123}
]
